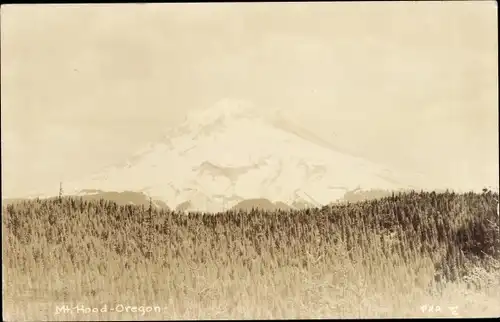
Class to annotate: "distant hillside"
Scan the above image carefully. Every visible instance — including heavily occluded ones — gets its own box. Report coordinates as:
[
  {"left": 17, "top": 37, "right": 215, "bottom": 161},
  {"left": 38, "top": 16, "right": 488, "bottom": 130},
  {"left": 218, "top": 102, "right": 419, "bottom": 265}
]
[
  {"left": 3, "top": 190, "right": 170, "bottom": 210},
  {"left": 1, "top": 198, "right": 28, "bottom": 206},
  {"left": 231, "top": 198, "right": 293, "bottom": 212},
  {"left": 338, "top": 188, "right": 454, "bottom": 203},
  {"left": 291, "top": 199, "right": 317, "bottom": 209},
  {"left": 274, "top": 201, "right": 294, "bottom": 210},
  {"left": 340, "top": 188, "right": 396, "bottom": 203},
  {"left": 175, "top": 200, "right": 192, "bottom": 212}
]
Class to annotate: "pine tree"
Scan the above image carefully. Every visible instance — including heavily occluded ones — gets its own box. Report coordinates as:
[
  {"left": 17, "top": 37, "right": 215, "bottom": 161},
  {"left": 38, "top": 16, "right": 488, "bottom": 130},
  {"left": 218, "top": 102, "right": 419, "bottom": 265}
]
[
  {"left": 148, "top": 197, "right": 153, "bottom": 218},
  {"left": 59, "top": 182, "right": 64, "bottom": 203}
]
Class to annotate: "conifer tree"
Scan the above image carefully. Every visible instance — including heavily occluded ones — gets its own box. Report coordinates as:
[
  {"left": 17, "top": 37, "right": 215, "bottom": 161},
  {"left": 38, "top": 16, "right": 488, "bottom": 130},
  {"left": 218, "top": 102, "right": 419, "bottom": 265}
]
[{"left": 59, "top": 182, "right": 64, "bottom": 203}]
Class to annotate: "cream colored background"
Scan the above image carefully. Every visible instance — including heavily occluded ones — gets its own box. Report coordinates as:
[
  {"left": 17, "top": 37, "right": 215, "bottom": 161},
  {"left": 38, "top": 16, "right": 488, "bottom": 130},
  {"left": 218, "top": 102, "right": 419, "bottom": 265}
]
[{"left": 1, "top": 2, "right": 498, "bottom": 197}]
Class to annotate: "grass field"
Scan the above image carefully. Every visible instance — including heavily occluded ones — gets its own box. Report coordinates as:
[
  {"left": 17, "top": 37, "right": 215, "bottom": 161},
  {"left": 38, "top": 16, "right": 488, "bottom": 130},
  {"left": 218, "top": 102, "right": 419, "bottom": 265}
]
[{"left": 2, "top": 190, "right": 500, "bottom": 320}]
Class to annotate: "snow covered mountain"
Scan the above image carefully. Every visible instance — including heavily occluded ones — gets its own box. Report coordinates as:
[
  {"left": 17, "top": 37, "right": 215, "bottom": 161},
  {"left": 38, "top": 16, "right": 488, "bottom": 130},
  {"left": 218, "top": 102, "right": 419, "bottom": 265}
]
[{"left": 61, "top": 99, "right": 425, "bottom": 213}]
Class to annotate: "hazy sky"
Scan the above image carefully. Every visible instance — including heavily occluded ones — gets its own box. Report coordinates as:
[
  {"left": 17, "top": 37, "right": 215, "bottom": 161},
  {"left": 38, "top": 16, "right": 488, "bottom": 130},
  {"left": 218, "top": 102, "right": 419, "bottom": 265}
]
[{"left": 1, "top": 2, "right": 498, "bottom": 197}]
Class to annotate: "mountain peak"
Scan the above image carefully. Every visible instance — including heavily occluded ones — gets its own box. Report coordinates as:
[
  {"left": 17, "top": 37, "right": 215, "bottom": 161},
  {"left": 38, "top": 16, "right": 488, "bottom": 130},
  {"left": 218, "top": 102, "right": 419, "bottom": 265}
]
[
  {"left": 167, "top": 98, "right": 266, "bottom": 141},
  {"left": 185, "top": 98, "right": 259, "bottom": 126}
]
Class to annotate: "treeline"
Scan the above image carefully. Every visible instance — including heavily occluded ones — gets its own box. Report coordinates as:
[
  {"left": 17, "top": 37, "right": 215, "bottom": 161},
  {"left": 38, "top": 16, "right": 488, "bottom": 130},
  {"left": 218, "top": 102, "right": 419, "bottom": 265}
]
[{"left": 3, "top": 190, "right": 499, "bottom": 286}]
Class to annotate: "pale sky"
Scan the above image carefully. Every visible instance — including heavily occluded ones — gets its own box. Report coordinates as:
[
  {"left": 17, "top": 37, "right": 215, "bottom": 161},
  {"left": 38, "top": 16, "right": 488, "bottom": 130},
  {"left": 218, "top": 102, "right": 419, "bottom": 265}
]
[{"left": 1, "top": 2, "right": 498, "bottom": 197}]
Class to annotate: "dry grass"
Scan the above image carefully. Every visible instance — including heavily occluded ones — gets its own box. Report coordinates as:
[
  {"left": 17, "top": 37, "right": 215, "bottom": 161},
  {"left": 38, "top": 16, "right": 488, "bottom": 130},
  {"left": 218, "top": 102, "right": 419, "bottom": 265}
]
[{"left": 3, "top": 190, "right": 500, "bottom": 320}]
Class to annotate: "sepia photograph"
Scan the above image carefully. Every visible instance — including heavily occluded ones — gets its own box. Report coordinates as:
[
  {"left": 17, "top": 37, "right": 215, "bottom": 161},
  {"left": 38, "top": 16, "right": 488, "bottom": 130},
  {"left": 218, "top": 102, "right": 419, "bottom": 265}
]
[{"left": 1, "top": 2, "right": 499, "bottom": 320}]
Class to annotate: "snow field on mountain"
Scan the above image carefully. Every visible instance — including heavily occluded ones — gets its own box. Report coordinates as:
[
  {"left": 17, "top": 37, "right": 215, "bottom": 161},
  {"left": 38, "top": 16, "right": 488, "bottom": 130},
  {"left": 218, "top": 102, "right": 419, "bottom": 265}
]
[{"left": 60, "top": 100, "right": 421, "bottom": 212}]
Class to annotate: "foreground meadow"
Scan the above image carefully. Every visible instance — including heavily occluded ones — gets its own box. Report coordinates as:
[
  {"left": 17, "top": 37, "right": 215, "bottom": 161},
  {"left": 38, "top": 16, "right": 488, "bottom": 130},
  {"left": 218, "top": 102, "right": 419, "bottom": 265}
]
[{"left": 3, "top": 190, "right": 500, "bottom": 320}]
